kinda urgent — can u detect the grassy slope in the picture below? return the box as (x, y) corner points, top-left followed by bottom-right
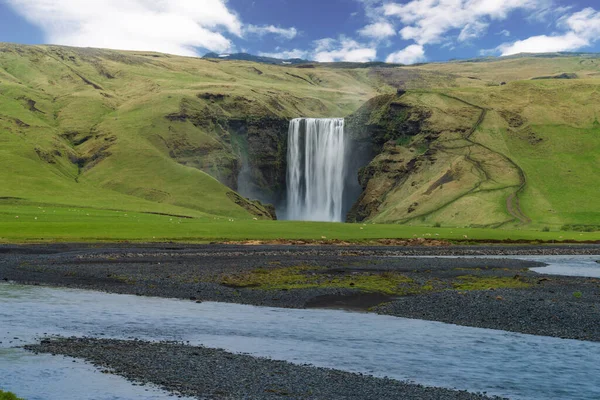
(360, 79), (600, 229)
(0, 44), (378, 220)
(1, 201), (598, 243)
(1, 43), (599, 240)
(413, 54), (600, 83)
(442, 80), (600, 227)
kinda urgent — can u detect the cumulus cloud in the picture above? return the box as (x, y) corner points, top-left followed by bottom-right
(386, 44), (426, 64)
(499, 7), (600, 55)
(313, 37), (376, 62)
(246, 25), (298, 40)
(358, 22), (396, 39)
(5, 0), (242, 56)
(267, 37), (377, 63)
(258, 49), (309, 60)
(384, 0), (544, 46)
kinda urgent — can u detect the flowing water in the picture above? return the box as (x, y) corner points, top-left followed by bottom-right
(2, 281), (600, 400)
(286, 118), (346, 222)
(404, 255), (600, 278)
(524, 255), (600, 278)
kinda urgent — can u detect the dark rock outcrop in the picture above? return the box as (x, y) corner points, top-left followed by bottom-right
(226, 192), (277, 220)
(228, 117), (289, 206)
(345, 94), (430, 222)
(531, 72), (578, 80)
(160, 97), (288, 219)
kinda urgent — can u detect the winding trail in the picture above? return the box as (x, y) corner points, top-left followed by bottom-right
(401, 93), (530, 225)
(439, 94), (531, 224)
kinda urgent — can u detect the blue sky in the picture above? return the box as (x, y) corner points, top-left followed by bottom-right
(1, 0), (600, 64)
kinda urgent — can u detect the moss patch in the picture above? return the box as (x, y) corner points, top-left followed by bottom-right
(453, 275), (532, 291)
(220, 266), (419, 296)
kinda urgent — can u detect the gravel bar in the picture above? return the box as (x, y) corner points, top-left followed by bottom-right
(25, 338), (505, 400)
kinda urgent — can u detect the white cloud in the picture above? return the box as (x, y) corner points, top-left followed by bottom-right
(5, 0), (242, 56)
(499, 7), (600, 55)
(246, 25), (298, 40)
(526, 4), (572, 23)
(498, 33), (588, 55)
(314, 38), (338, 53)
(384, 0), (544, 45)
(313, 37), (376, 62)
(358, 22), (396, 39)
(269, 37), (377, 63)
(386, 44), (426, 64)
(258, 49), (309, 60)
(458, 21), (489, 42)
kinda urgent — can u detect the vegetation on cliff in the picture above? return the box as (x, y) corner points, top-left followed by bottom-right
(347, 81), (600, 229)
(0, 43), (377, 221)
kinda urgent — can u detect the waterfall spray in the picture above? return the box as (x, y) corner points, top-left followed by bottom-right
(286, 118), (346, 222)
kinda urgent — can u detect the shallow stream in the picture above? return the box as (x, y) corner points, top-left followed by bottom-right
(397, 255), (600, 278)
(2, 276), (600, 400)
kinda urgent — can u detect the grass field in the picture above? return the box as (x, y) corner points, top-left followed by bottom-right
(1, 202), (598, 243)
(446, 80), (600, 227)
(1, 44), (599, 238)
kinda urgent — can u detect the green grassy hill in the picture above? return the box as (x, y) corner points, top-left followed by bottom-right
(0, 43), (378, 220)
(348, 80), (600, 229)
(0, 43), (598, 241)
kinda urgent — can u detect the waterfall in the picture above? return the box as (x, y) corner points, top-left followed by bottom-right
(286, 118), (347, 222)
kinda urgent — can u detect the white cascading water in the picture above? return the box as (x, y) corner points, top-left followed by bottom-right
(286, 118), (346, 222)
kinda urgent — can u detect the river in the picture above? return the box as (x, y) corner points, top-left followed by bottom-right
(2, 275), (599, 400)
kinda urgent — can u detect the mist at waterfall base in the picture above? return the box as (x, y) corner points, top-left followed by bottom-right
(281, 118), (363, 222)
(234, 117), (368, 222)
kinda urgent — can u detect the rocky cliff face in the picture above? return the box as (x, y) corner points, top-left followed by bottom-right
(344, 90), (524, 228)
(160, 94), (291, 218)
(345, 94), (433, 222)
(228, 117), (288, 206)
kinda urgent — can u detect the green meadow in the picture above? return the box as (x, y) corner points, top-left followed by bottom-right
(1, 201), (597, 243)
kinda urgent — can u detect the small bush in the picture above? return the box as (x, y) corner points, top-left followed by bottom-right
(0, 390), (24, 400)
(561, 224), (600, 232)
(542, 226), (550, 232)
(434, 222), (442, 228)
(573, 291), (583, 299)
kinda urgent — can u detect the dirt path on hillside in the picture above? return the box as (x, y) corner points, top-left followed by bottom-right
(439, 94), (531, 224)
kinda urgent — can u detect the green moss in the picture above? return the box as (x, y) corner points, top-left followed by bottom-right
(0, 390), (24, 400)
(453, 275), (532, 291)
(415, 142), (429, 155)
(220, 266), (418, 296)
(395, 136), (412, 146)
